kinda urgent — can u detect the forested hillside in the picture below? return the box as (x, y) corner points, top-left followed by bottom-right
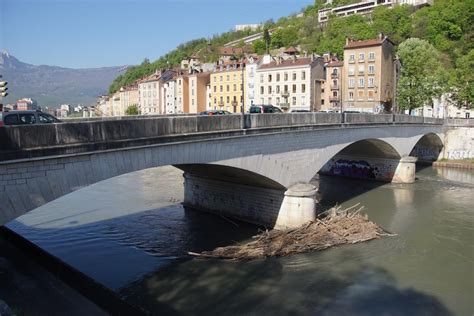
(109, 0), (473, 106)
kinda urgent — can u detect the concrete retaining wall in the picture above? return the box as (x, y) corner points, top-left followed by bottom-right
(442, 127), (474, 160)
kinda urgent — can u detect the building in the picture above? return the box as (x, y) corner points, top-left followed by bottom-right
(342, 34), (396, 113)
(318, 0), (432, 24)
(210, 62), (246, 113)
(138, 72), (161, 115)
(163, 79), (177, 114)
(119, 85), (139, 114)
(255, 54), (325, 112)
(188, 72), (210, 113)
(15, 98), (38, 111)
(245, 56), (258, 108)
(235, 24), (261, 31)
(322, 60), (344, 112)
(176, 73), (189, 113)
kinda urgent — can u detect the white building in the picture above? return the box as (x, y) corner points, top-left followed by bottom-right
(245, 57), (258, 108)
(255, 55), (325, 112)
(235, 24), (261, 31)
(318, 0), (432, 24)
(163, 80), (177, 114)
(138, 73), (161, 115)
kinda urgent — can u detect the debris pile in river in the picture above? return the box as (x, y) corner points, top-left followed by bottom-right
(188, 205), (396, 260)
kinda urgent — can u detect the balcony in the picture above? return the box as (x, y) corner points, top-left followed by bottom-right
(331, 73), (339, 79)
(231, 101), (238, 107)
(330, 84), (340, 90)
(281, 92), (289, 98)
(218, 101), (224, 107)
(329, 96), (340, 102)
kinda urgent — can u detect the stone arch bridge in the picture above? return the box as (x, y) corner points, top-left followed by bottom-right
(0, 113), (448, 228)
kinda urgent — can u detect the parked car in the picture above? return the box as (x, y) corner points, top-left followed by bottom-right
(249, 105), (282, 114)
(199, 110), (232, 116)
(0, 110), (61, 127)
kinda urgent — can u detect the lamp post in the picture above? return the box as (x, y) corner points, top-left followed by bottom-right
(241, 58), (245, 129)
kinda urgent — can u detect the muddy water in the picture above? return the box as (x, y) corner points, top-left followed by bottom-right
(6, 166), (474, 315)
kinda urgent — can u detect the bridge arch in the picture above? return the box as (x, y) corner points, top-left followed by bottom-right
(409, 133), (444, 162)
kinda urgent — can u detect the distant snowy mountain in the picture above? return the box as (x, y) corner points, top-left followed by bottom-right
(0, 51), (127, 107)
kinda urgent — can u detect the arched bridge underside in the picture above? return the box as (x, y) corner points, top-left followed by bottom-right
(0, 124), (444, 228)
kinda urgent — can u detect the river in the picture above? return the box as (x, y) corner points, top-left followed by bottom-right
(4, 166), (474, 315)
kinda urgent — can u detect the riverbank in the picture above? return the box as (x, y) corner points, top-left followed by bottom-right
(433, 159), (474, 169)
(0, 232), (106, 316)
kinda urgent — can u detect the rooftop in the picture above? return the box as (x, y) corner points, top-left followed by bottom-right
(258, 57), (316, 70)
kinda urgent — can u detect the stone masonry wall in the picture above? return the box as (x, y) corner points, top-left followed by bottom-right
(442, 127), (474, 160)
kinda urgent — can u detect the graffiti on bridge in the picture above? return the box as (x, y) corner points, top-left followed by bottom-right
(321, 158), (396, 181)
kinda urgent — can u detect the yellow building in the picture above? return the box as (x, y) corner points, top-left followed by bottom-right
(210, 62), (246, 113)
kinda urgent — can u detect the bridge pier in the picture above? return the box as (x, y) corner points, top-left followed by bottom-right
(392, 156), (417, 184)
(183, 173), (317, 229)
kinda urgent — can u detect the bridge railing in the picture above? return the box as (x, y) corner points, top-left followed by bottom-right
(445, 118), (474, 126)
(0, 113), (446, 154)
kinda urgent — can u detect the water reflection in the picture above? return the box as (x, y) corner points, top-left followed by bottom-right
(6, 166), (474, 315)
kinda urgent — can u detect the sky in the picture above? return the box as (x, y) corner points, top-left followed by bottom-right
(0, 0), (314, 69)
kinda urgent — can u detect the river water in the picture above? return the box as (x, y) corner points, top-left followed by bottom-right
(6, 166), (474, 315)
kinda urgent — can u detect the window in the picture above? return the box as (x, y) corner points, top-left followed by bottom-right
(220, 76), (223, 82)
(39, 114), (56, 123)
(213, 77), (216, 83)
(268, 86), (272, 94)
(301, 96), (306, 105)
(268, 97), (272, 105)
(292, 72), (297, 80)
(368, 77), (375, 87)
(368, 52), (375, 61)
(233, 84), (237, 91)
(348, 78), (355, 88)
(260, 86), (264, 94)
(276, 73), (280, 81)
(368, 65), (375, 74)
(227, 96), (230, 103)
(276, 85), (280, 93)
(349, 54), (355, 63)
(302, 84), (306, 93)
(358, 90), (364, 100)
(358, 65), (365, 74)
(3, 114), (19, 125)
(284, 85), (288, 93)
(292, 84), (297, 93)
(220, 85), (223, 92)
(284, 73), (288, 81)
(358, 77), (364, 88)
(348, 91), (354, 101)
(191, 89), (194, 96)
(268, 74), (272, 82)
(214, 86), (217, 92)
(292, 97), (297, 105)
(359, 53), (365, 62)
(276, 97), (280, 105)
(214, 97), (217, 104)
(226, 75), (230, 81)
(226, 85), (230, 92)
(368, 90), (374, 100)
(348, 66), (355, 76)
(260, 74), (264, 83)
(302, 71), (306, 80)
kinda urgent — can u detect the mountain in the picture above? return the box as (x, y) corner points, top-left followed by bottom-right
(0, 51), (128, 108)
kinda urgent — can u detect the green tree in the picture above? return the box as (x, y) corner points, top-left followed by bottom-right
(125, 104), (139, 115)
(263, 25), (271, 54)
(252, 40), (267, 55)
(396, 38), (447, 113)
(448, 49), (474, 108)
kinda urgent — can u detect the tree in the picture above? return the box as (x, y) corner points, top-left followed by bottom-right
(252, 40), (266, 55)
(448, 49), (474, 108)
(125, 104), (139, 115)
(396, 38), (447, 113)
(263, 25), (271, 54)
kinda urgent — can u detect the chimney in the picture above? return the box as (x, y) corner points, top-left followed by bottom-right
(346, 38), (350, 46)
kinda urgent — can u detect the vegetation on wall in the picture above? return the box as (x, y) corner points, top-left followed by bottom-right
(125, 104), (139, 115)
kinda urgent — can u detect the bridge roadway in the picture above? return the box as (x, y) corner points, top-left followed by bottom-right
(0, 113), (447, 228)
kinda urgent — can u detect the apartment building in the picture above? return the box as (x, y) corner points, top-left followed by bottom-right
(163, 79), (177, 114)
(245, 57), (258, 108)
(188, 72), (210, 113)
(342, 34), (396, 113)
(119, 84), (139, 113)
(176, 74), (189, 113)
(318, 0), (432, 24)
(15, 98), (38, 110)
(138, 72), (161, 114)
(322, 60), (344, 112)
(255, 55), (324, 112)
(210, 62), (245, 113)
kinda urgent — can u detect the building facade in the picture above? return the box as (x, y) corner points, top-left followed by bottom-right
(138, 73), (161, 115)
(342, 34), (396, 113)
(245, 57), (258, 109)
(176, 74), (189, 113)
(255, 55), (324, 112)
(188, 72), (210, 113)
(15, 98), (38, 111)
(163, 80), (177, 114)
(321, 60), (343, 112)
(120, 84), (139, 114)
(210, 63), (245, 113)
